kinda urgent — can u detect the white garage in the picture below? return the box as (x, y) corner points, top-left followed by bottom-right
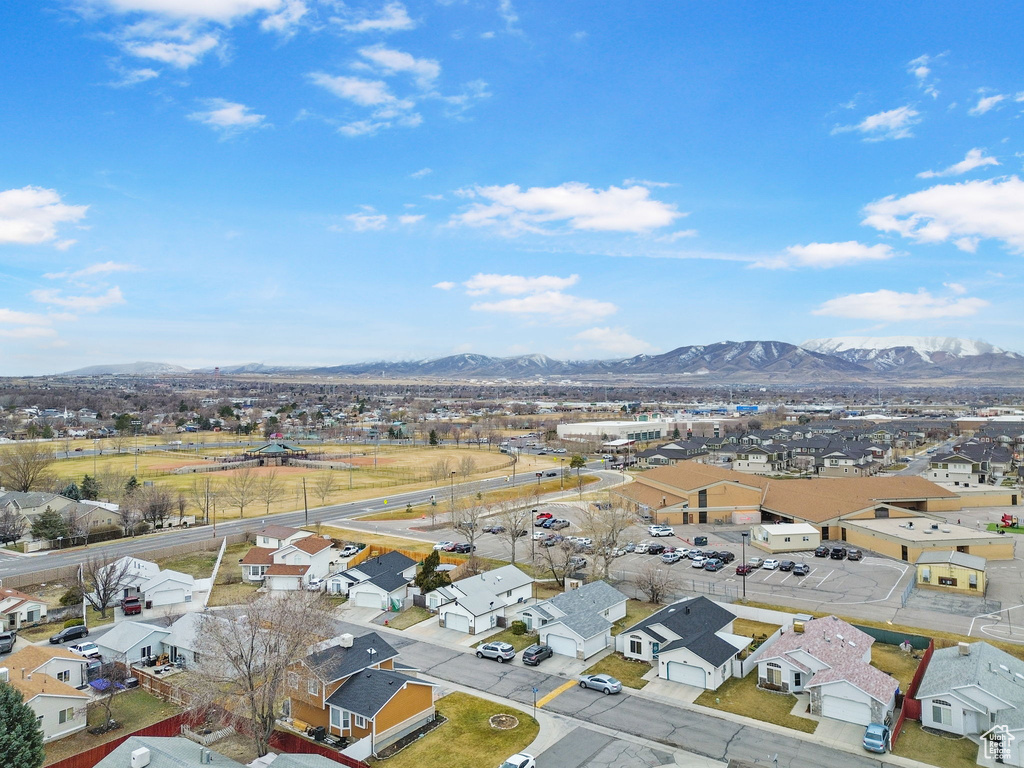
(351, 589), (385, 609)
(544, 633), (578, 659)
(822, 696), (872, 726)
(443, 611), (470, 633)
(666, 661), (707, 688)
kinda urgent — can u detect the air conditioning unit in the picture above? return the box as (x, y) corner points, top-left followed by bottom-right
(0, 667), (8, 683)
(130, 748), (151, 768)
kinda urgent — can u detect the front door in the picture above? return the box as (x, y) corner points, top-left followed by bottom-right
(699, 510), (708, 524)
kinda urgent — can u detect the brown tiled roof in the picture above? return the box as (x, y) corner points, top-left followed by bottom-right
(5, 645), (85, 671)
(9, 672), (89, 701)
(638, 462), (768, 492)
(241, 547), (275, 565)
(0, 587), (43, 604)
(265, 564), (309, 576)
(257, 525), (303, 540)
(761, 475), (956, 524)
(292, 536), (333, 555)
(615, 483), (686, 509)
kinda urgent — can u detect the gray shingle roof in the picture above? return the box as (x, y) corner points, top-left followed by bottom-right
(623, 596), (737, 666)
(305, 632), (398, 683)
(325, 668), (432, 718)
(96, 737), (244, 768)
(916, 550), (987, 571)
(918, 641), (1024, 727)
(554, 612), (612, 640)
(344, 551), (417, 582)
(545, 580), (626, 617)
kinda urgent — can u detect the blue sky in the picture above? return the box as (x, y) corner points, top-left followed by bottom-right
(2, 1), (1024, 374)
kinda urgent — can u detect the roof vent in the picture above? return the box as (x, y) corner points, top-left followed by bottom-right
(941, 527), (951, 533)
(338, 634), (354, 648)
(958, 642), (971, 656)
(130, 748), (151, 768)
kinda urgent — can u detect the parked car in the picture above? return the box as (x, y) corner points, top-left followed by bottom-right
(691, 556), (707, 568)
(499, 753), (536, 768)
(830, 546), (848, 560)
(716, 551), (736, 563)
(50, 624), (89, 644)
(306, 578), (325, 591)
(579, 674), (622, 695)
(735, 564), (755, 575)
(521, 645), (553, 666)
(0, 631), (15, 654)
(442, 542), (459, 552)
(532, 531), (546, 540)
(567, 556), (588, 570)
(623, 542), (637, 553)
(847, 548), (864, 561)
(486, 525), (506, 534)
(533, 518), (549, 527)
(635, 541), (652, 554)
(476, 642), (516, 663)
(453, 543), (475, 554)
(778, 560), (795, 572)
(69, 641), (101, 659)
(747, 557), (764, 568)
(648, 525), (675, 537)
(541, 534), (564, 547)
(814, 545), (831, 557)
(646, 543), (666, 555)
(686, 549), (705, 560)
(703, 558), (724, 572)
(762, 559), (780, 570)
(660, 550), (683, 564)
(339, 544), (361, 557)
(862, 723), (890, 754)
(121, 597), (142, 615)
(535, 511), (553, 520)
(792, 563), (811, 576)
(549, 519), (570, 530)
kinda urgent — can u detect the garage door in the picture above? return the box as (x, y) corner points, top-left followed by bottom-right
(151, 589), (185, 606)
(545, 633), (578, 658)
(353, 590), (383, 609)
(822, 696), (872, 726)
(444, 611), (470, 633)
(666, 661), (707, 688)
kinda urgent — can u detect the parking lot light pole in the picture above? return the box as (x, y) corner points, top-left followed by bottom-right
(741, 531), (748, 598)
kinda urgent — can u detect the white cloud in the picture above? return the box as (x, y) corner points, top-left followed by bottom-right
(309, 73), (398, 106)
(471, 291), (616, 324)
(656, 229), (698, 243)
(813, 288), (988, 321)
(188, 99), (267, 135)
(358, 45), (440, 87)
(108, 65), (160, 87)
(969, 93), (1007, 116)
(497, 0), (520, 33)
(573, 326), (653, 356)
(44, 261), (140, 280)
(397, 214), (424, 225)
(452, 182), (683, 234)
(260, 0), (307, 33)
(907, 53), (942, 98)
(463, 273), (579, 296)
(943, 282), (967, 294)
(0, 326), (58, 339)
(433, 281), (456, 290)
(623, 178), (674, 188)
(0, 186), (88, 246)
(832, 105), (921, 141)
(31, 286), (126, 312)
(93, 0), (286, 22)
(753, 241), (898, 270)
(0, 308), (56, 325)
(410, 167), (432, 178)
(346, 212), (388, 231)
(338, 120), (390, 137)
(123, 31), (220, 68)
(862, 176), (1024, 253)
(917, 148), (999, 178)
(341, 2), (415, 33)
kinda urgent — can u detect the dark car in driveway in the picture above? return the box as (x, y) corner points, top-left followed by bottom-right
(453, 543), (476, 553)
(646, 543), (666, 555)
(522, 644), (553, 666)
(716, 551), (736, 563)
(779, 560), (795, 572)
(814, 545), (831, 557)
(830, 546), (848, 560)
(50, 624), (89, 644)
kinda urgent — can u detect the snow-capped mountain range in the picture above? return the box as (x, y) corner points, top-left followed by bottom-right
(801, 336), (1008, 361)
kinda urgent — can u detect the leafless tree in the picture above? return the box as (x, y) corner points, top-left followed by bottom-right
(115, 502), (144, 537)
(0, 442), (55, 492)
(451, 427), (462, 446)
(538, 539), (574, 587)
(495, 498), (533, 565)
(95, 654), (130, 727)
(452, 501), (489, 572)
(458, 455), (477, 479)
(96, 468), (133, 504)
(140, 485), (173, 528)
(63, 505), (91, 546)
(176, 492), (188, 525)
(80, 554), (136, 618)
(311, 471), (338, 507)
(185, 592), (334, 757)
(427, 456), (454, 482)
(0, 504), (26, 545)
(577, 500), (636, 579)
(222, 466), (259, 518)
(109, 433), (129, 455)
(257, 470), (285, 513)
(187, 477), (212, 523)
(635, 559), (678, 604)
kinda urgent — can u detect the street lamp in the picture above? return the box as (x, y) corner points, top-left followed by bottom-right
(449, 471), (457, 516)
(560, 458), (565, 490)
(741, 531), (749, 599)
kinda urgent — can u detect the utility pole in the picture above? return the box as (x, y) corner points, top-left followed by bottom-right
(741, 531), (748, 599)
(303, 477), (309, 526)
(131, 419), (142, 476)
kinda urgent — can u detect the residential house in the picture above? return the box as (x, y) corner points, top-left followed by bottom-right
(756, 616), (898, 726)
(327, 551), (418, 608)
(616, 596), (748, 690)
(265, 536), (337, 591)
(732, 444), (790, 475)
(255, 525), (313, 550)
(0, 586), (47, 629)
(518, 580), (627, 660)
(101, 556), (195, 607)
(94, 621), (170, 664)
(916, 641), (1024, 767)
(1, 664), (90, 742)
(4, 645), (91, 690)
(162, 612), (204, 667)
(436, 565), (534, 634)
(286, 632), (436, 756)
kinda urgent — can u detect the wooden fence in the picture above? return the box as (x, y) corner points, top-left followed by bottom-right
(46, 712), (197, 768)
(269, 731), (370, 768)
(346, 545), (462, 569)
(890, 638), (934, 747)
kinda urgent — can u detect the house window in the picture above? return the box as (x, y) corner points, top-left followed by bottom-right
(932, 700), (953, 726)
(56, 670), (70, 683)
(506, 590), (512, 597)
(938, 577), (957, 587)
(353, 714), (367, 729)
(330, 708), (341, 730)
(343, 711), (351, 731)
(629, 637), (642, 655)
(288, 672), (299, 689)
(784, 537), (791, 542)
(140, 645), (152, 659)
(793, 672), (802, 688)
(698, 490), (707, 508)
(766, 662), (782, 686)
(58, 707), (75, 724)
(193, 652), (200, 663)
(651, 642), (660, 659)
(307, 679), (319, 696)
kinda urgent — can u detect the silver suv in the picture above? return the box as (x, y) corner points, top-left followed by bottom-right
(0, 631), (15, 654)
(476, 641), (516, 663)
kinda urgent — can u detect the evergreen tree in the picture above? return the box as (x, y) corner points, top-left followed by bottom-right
(81, 474), (100, 501)
(428, 429), (439, 446)
(114, 413), (133, 433)
(124, 476), (139, 497)
(60, 482), (82, 501)
(414, 550), (451, 593)
(40, 424), (54, 439)
(672, 427), (681, 439)
(0, 682), (44, 768)
(30, 506), (68, 541)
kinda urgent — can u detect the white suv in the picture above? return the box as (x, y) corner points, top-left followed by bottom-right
(648, 525), (675, 537)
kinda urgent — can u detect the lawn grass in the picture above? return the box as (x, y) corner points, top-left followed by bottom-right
(611, 599), (660, 636)
(732, 618), (781, 640)
(987, 523), (1024, 534)
(582, 652), (650, 689)
(472, 628), (538, 652)
(317, 526), (438, 556)
(386, 606), (433, 630)
(892, 721), (979, 768)
(369, 692), (537, 768)
(156, 550), (218, 578)
(695, 674), (817, 734)
(18, 606), (115, 642)
(43, 690), (180, 766)
(870, 643), (920, 690)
